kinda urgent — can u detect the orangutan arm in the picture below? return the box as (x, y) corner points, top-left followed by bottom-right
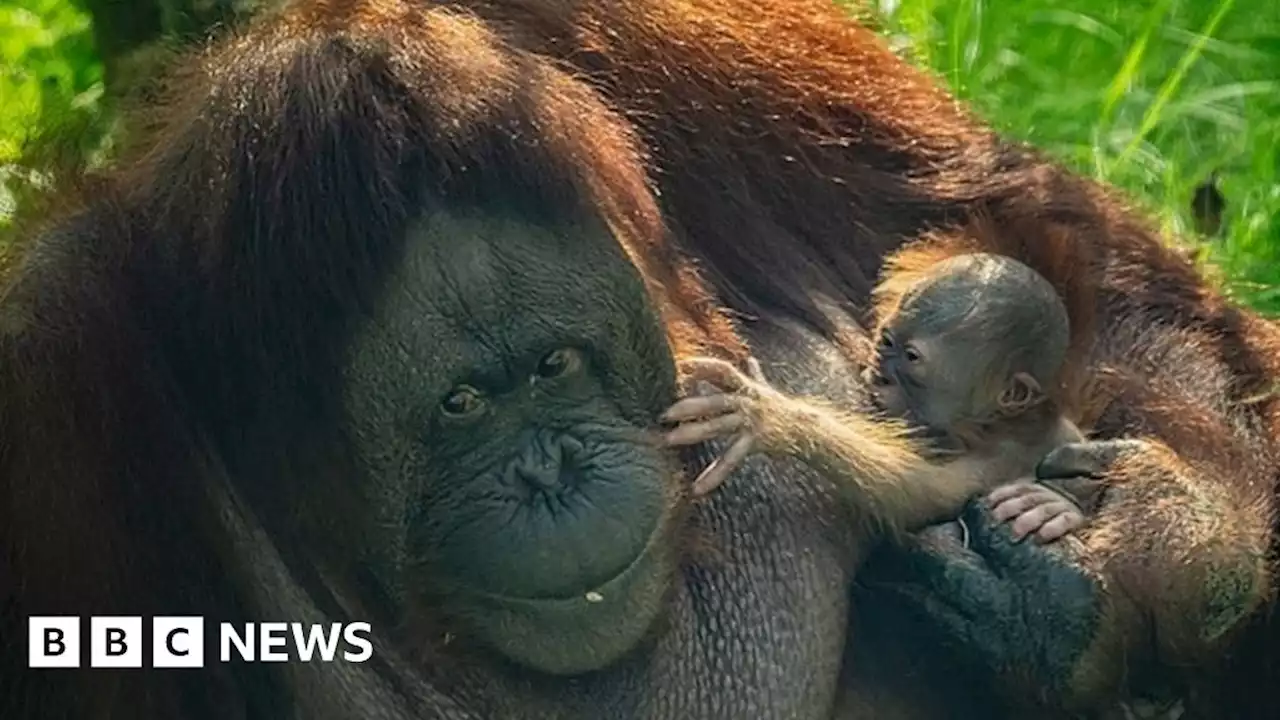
(1032, 438), (1273, 706)
(663, 356), (991, 537)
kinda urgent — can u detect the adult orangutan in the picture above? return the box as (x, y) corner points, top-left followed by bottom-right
(1, 1), (1276, 720)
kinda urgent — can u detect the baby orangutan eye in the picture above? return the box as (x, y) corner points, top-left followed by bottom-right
(441, 385), (486, 418)
(879, 331), (895, 349)
(903, 345), (922, 363)
(535, 347), (584, 379)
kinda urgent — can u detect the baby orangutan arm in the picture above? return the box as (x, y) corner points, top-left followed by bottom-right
(663, 356), (990, 534)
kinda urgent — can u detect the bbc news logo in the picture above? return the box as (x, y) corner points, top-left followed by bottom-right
(28, 617), (373, 668)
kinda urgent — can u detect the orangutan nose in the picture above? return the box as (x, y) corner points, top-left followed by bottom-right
(506, 430), (588, 492)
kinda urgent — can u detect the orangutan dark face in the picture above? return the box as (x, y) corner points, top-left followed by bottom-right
(342, 206), (683, 674)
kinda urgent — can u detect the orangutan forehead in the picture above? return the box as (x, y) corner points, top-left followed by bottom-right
(892, 253), (1062, 338)
(406, 207), (640, 306)
(347, 205), (651, 384)
(891, 272), (986, 337)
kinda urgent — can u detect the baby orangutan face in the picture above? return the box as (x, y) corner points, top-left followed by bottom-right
(863, 254), (1066, 442)
(868, 327), (957, 429)
(867, 323), (1043, 433)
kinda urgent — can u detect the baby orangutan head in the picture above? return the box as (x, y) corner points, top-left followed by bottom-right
(865, 253), (1070, 443)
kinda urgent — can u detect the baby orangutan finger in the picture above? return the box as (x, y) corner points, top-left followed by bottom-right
(986, 481), (1039, 507)
(664, 413), (750, 447)
(1009, 500), (1076, 542)
(988, 482), (1051, 522)
(1032, 510), (1087, 544)
(691, 433), (756, 496)
(661, 394), (742, 423)
(679, 357), (751, 392)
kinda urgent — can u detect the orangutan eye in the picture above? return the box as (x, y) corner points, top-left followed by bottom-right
(535, 347), (584, 379)
(441, 385), (485, 417)
(903, 345), (922, 363)
(879, 331), (895, 349)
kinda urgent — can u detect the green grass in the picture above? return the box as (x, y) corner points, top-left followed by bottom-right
(865, 0), (1280, 313)
(3, 0), (1280, 313)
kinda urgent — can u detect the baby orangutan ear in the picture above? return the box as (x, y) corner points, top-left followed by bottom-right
(997, 372), (1045, 415)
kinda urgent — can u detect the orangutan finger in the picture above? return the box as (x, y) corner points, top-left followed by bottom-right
(691, 433), (756, 496)
(986, 481), (1038, 506)
(663, 413), (750, 446)
(1033, 511), (1087, 544)
(990, 488), (1048, 523)
(679, 357), (749, 391)
(1010, 501), (1075, 541)
(661, 394), (743, 423)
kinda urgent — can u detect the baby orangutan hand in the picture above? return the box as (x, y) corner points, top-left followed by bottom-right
(661, 356), (784, 497)
(986, 480), (1087, 544)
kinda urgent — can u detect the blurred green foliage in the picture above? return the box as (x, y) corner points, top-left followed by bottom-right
(0, 0), (108, 224)
(3, 0), (1280, 313)
(867, 0), (1280, 312)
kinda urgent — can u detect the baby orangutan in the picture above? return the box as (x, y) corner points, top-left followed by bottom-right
(664, 252), (1096, 545)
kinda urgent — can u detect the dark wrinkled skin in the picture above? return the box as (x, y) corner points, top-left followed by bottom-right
(342, 210), (684, 680)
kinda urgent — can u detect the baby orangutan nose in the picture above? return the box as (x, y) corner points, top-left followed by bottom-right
(505, 430), (588, 494)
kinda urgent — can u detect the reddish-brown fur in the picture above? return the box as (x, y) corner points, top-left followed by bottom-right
(5, 0), (1280, 716)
